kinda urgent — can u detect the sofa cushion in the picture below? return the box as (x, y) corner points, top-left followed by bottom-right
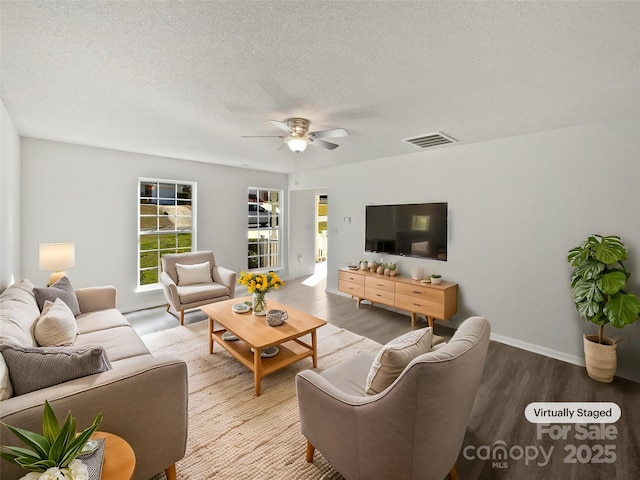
(33, 276), (81, 316)
(365, 327), (433, 394)
(177, 283), (230, 305)
(0, 344), (112, 396)
(175, 261), (213, 285)
(73, 326), (150, 362)
(34, 298), (78, 347)
(75, 308), (131, 335)
(0, 279), (40, 348)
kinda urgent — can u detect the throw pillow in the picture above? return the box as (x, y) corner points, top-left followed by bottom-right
(33, 276), (81, 316)
(0, 353), (13, 400)
(34, 298), (78, 347)
(0, 344), (112, 396)
(365, 327), (433, 394)
(175, 261), (213, 285)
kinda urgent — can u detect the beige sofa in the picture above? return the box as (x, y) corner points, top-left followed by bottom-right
(0, 279), (188, 480)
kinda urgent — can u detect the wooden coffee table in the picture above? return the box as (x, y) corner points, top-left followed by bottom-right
(201, 296), (326, 396)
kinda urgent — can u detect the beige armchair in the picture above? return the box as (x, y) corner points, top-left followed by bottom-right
(161, 251), (236, 325)
(296, 316), (491, 480)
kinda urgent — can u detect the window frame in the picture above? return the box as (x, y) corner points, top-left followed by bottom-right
(247, 187), (283, 272)
(137, 177), (197, 289)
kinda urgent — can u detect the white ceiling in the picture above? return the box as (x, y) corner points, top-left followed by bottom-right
(2, 1), (639, 174)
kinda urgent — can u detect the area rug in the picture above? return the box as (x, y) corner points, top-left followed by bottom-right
(141, 320), (381, 479)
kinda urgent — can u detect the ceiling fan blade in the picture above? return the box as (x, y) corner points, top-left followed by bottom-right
(269, 120), (293, 133)
(310, 128), (349, 139)
(240, 135), (285, 138)
(310, 138), (340, 150)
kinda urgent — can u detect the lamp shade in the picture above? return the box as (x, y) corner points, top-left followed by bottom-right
(286, 136), (309, 153)
(39, 242), (76, 271)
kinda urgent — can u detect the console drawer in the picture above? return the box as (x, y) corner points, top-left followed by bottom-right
(338, 270), (365, 285)
(365, 286), (395, 306)
(396, 283), (443, 302)
(339, 280), (365, 298)
(395, 293), (446, 319)
(365, 276), (395, 292)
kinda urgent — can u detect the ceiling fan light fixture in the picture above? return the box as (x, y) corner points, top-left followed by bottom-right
(286, 135), (309, 153)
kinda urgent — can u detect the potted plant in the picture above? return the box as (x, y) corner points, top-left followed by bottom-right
(1, 400), (102, 479)
(430, 274), (442, 285)
(388, 262), (398, 277)
(567, 234), (640, 382)
(360, 260), (368, 271)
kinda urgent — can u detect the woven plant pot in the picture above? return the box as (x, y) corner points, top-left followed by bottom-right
(583, 334), (617, 383)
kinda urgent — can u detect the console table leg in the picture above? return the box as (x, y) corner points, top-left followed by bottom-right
(427, 316), (434, 329)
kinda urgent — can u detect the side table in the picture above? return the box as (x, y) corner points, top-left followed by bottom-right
(91, 432), (136, 480)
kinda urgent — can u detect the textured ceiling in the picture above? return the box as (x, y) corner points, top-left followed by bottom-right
(1, 1), (639, 173)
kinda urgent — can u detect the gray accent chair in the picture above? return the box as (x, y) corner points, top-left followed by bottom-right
(161, 251), (236, 325)
(296, 316), (491, 480)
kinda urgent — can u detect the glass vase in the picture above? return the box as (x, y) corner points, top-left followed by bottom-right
(252, 292), (267, 316)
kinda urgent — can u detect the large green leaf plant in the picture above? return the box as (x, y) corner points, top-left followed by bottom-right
(568, 234), (640, 343)
(1, 401), (102, 477)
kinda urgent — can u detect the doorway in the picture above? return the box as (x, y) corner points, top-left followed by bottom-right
(315, 194), (328, 262)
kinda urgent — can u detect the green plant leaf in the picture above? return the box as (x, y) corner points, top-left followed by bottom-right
(0, 423), (50, 459)
(593, 235), (626, 264)
(60, 413), (102, 467)
(604, 292), (640, 328)
(567, 246), (585, 267)
(0, 446), (41, 467)
(573, 258), (605, 280)
(572, 278), (603, 304)
(597, 270), (627, 295)
(41, 401), (60, 445)
(49, 412), (76, 464)
(576, 298), (605, 322)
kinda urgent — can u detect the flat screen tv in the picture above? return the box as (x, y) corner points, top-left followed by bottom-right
(365, 202), (448, 260)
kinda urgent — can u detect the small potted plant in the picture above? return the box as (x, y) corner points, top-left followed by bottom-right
(0, 400), (102, 480)
(389, 262), (398, 277)
(360, 259), (368, 270)
(567, 234), (640, 382)
(430, 274), (442, 285)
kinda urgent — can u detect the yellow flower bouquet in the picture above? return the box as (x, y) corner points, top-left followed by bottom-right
(238, 271), (285, 315)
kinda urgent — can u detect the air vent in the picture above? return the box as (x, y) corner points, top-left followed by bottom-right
(404, 132), (457, 149)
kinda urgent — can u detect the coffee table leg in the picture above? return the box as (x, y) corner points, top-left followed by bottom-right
(311, 330), (318, 368)
(208, 317), (214, 354)
(254, 350), (262, 396)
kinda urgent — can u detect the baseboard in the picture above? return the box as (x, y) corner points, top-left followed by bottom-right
(328, 287), (639, 383)
(490, 333), (640, 384)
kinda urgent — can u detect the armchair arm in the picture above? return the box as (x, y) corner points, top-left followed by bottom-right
(0, 355), (188, 480)
(75, 286), (116, 313)
(161, 271), (181, 309)
(213, 265), (237, 297)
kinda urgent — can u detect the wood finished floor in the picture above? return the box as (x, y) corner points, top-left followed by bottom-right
(126, 267), (640, 480)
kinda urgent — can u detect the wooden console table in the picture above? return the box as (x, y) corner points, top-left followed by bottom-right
(338, 268), (458, 328)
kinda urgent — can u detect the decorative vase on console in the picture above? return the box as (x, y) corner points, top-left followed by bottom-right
(238, 270), (286, 317)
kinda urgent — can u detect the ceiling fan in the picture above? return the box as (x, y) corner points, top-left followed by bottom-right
(242, 118), (349, 153)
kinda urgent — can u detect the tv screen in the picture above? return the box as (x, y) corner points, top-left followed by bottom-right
(365, 203), (448, 260)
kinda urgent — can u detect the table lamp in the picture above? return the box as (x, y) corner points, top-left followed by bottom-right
(39, 242), (75, 285)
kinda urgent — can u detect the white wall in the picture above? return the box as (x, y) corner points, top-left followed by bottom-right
(20, 138), (288, 311)
(291, 117), (640, 382)
(0, 101), (21, 290)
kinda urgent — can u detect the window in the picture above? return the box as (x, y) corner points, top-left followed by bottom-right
(247, 188), (281, 270)
(138, 179), (196, 287)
